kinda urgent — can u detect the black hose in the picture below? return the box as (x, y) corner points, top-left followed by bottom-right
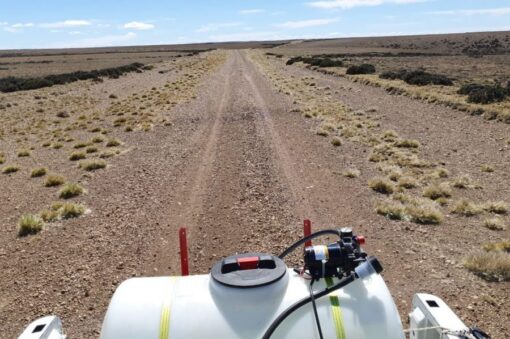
(262, 273), (356, 339)
(278, 229), (341, 259)
(309, 280), (324, 339)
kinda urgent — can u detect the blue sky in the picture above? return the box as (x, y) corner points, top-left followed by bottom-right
(1, 0), (510, 49)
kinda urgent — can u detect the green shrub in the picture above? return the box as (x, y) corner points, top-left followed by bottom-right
(346, 64), (376, 75)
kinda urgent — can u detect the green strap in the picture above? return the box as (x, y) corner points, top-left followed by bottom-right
(325, 278), (347, 339)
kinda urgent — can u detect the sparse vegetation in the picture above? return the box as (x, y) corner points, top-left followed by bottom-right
(459, 83), (508, 104)
(44, 175), (65, 187)
(0, 63), (146, 93)
(18, 214), (43, 237)
(30, 167), (47, 178)
(369, 177), (395, 194)
(17, 150), (31, 157)
(380, 69), (453, 86)
(40, 209), (59, 222)
(106, 138), (122, 147)
(58, 183), (84, 199)
(286, 56), (343, 68)
(450, 199), (483, 216)
(346, 64), (376, 75)
(79, 159), (107, 171)
(483, 201), (508, 215)
(331, 137), (342, 146)
(343, 168), (360, 178)
(59, 203), (86, 219)
(69, 152), (86, 161)
(2, 165), (19, 174)
(484, 217), (506, 231)
(480, 164), (494, 173)
(423, 183), (452, 200)
(465, 241), (510, 281)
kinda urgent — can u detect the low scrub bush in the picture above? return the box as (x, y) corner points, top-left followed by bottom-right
(60, 203), (86, 219)
(18, 214), (43, 237)
(346, 64), (376, 75)
(59, 183), (84, 199)
(343, 168), (360, 178)
(286, 56), (343, 68)
(458, 83), (507, 104)
(106, 138), (122, 147)
(69, 152), (86, 161)
(2, 165), (19, 174)
(450, 199), (483, 216)
(44, 175), (65, 187)
(30, 167), (47, 178)
(484, 217), (506, 231)
(79, 159), (107, 171)
(423, 183), (452, 200)
(380, 69), (453, 86)
(465, 241), (510, 281)
(0, 63), (145, 93)
(368, 177), (395, 194)
(17, 150), (31, 157)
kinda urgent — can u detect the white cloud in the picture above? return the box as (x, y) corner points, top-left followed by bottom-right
(3, 22), (33, 32)
(123, 21), (155, 30)
(52, 32), (137, 48)
(240, 9), (265, 15)
(196, 22), (241, 33)
(307, 0), (426, 9)
(0, 22), (8, 26)
(276, 18), (339, 29)
(429, 7), (510, 16)
(11, 23), (34, 28)
(40, 20), (91, 28)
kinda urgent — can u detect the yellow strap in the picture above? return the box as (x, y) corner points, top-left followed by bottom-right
(325, 278), (346, 339)
(159, 277), (177, 339)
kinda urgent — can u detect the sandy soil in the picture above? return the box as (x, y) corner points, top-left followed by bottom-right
(1, 50), (509, 338)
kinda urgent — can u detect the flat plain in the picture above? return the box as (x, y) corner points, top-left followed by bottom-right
(0, 32), (509, 338)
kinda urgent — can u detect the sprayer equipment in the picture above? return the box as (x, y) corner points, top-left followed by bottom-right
(18, 222), (491, 339)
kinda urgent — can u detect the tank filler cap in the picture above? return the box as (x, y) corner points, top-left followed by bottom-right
(211, 253), (287, 288)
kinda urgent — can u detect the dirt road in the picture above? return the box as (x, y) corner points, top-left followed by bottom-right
(1, 50), (508, 338)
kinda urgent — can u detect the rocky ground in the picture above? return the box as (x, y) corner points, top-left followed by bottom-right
(0, 50), (508, 338)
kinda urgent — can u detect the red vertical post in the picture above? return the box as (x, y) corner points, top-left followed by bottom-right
(179, 227), (189, 276)
(304, 219), (312, 247)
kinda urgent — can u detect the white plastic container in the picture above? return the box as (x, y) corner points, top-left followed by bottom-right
(100, 269), (405, 339)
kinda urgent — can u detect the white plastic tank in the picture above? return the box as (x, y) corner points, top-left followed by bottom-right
(100, 254), (404, 339)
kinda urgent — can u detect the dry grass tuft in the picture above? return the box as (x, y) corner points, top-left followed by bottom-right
(73, 142), (89, 149)
(465, 241), (510, 281)
(106, 138), (122, 147)
(2, 165), (20, 174)
(343, 168), (360, 178)
(99, 150), (116, 159)
(18, 214), (43, 237)
(316, 128), (329, 137)
(423, 183), (452, 200)
(86, 146), (98, 154)
(406, 204), (444, 224)
(452, 174), (477, 189)
(69, 152), (86, 161)
(44, 175), (65, 187)
(59, 203), (86, 219)
(483, 201), (508, 215)
(30, 167), (47, 178)
(17, 150), (31, 157)
(331, 137), (342, 146)
(395, 139), (420, 148)
(368, 177), (395, 194)
(450, 199), (483, 216)
(91, 136), (104, 144)
(40, 209), (59, 222)
(480, 164), (494, 173)
(59, 183), (84, 199)
(398, 176), (418, 189)
(79, 159), (107, 171)
(484, 217), (507, 231)
(376, 201), (407, 220)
